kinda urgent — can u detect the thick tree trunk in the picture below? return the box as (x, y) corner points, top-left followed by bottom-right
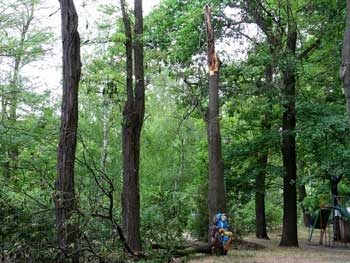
(341, 0), (350, 124)
(204, 6), (226, 232)
(279, 7), (298, 246)
(55, 0), (81, 261)
(120, 0), (144, 251)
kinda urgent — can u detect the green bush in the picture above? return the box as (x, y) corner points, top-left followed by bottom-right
(233, 199), (282, 235)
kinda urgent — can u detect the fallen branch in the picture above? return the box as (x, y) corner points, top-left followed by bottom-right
(151, 241), (212, 257)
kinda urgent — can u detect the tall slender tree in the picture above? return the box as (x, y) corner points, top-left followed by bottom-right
(244, 0), (281, 240)
(54, 0), (81, 260)
(204, 5), (226, 230)
(1, 0), (49, 178)
(255, 110), (270, 239)
(244, 0), (298, 245)
(120, 0), (144, 251)
(341, 0), (350, 125)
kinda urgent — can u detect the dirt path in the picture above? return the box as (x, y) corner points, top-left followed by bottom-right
(186, 228), (350, 263)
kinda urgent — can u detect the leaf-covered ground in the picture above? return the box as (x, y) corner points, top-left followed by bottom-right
(186, 227), (350, 263)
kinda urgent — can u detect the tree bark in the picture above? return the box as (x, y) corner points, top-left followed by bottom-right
(330, 175), (343, 240)
(298, 184), (311, 227)
(279, 3), (298, 247)
(204, 5), (226, 233)
(152, 241), (212, 256)
(120, 0), (144, 251)
(255, 61), (273, 240)
(255, 153), (269, 239)
(55, 0), (81, 261)
(341, 0), (350, 125)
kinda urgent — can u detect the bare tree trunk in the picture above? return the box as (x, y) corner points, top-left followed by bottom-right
(55, 0), (81, 261)
(204, 6), (226, 234)
(298, 184), (311, 227)
(120, 0), (144, 251)
(279, 2), (298, 247)
(330, 175), (343, 241)
(255, 153), (269, 239)
(255, 62), (273, 240)
(101, 104), (110, 172)
(341, 0), (350, 125)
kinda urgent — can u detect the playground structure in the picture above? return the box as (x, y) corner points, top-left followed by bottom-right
(308, 195), (350, 246)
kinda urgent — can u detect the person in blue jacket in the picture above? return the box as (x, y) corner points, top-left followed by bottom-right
(210, 213), (233, 255)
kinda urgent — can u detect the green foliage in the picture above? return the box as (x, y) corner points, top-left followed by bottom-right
(143, 189), (188, 240)
(145, 0), (231, 65)
(233, 198), (283, 235)
(2, 0), (350, 260)
(338, 182), (350, 196)
(0, 188), (57, 260)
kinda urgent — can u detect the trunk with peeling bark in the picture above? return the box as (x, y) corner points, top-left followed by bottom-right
(54, 0), (81, 261)
(204, 5), (226, 233)
(120, 0), (144, 251)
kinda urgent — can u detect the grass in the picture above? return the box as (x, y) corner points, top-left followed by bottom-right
(186, 227), (350, 263)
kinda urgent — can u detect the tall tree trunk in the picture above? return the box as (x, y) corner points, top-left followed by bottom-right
(55, 0), (81, 261)
(255, 153), (269, 239)
(101, 104), (111, 172)
(298, 184), (311, 227)
(255, 61), (273, 240)
(279, 3), (298, 247)
(298, 161), (311, 227)
(204, 6), (226, 234)
(120, 0), (144, 251)
(330, 175), (343, 240)
(7, 55), (21, 177)
(341, 0), (350, 124)
(255, 109), (270, 239)
(245, 2), (279, 240)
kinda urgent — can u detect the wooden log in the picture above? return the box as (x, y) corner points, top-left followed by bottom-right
(151, 241), (212, 257)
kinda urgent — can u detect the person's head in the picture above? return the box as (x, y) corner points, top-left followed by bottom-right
(221, 213), (227, 222)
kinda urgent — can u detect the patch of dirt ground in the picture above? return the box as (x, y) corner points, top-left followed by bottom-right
(186, 227), (350, 263)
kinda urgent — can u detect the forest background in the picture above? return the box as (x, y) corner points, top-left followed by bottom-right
(1, 0), (350, 262)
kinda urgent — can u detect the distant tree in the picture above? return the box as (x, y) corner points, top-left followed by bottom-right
(341, 0), (350, 125)
(255, 113), (270, 239)
(0, 0), (52, 178)
(54, 0), (81, 261)
(244, 0), (299, 246)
